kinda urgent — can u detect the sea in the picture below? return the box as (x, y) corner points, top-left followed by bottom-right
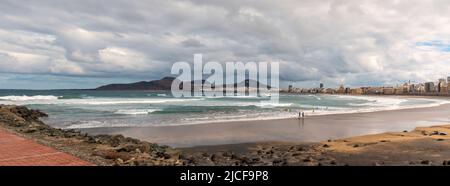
(0, 89), (448, 129)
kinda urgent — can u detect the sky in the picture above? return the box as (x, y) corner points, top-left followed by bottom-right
(0, 0), (450, 89)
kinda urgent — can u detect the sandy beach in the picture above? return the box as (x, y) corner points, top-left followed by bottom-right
(82, 101), (450, 147)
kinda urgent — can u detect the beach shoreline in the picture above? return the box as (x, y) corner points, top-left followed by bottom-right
(80, 101), (450, 147)
(1, 104), (450, 166)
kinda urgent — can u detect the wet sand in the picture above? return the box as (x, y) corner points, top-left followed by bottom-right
(81, 103), (450, 148)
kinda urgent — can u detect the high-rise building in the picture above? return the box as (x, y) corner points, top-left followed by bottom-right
(319, 83), (324, 89)
(402, 82), (410, 94)
(446, 76), (450, 93)
(424, 82), (434, 93)
(438, 78), (447, 93)
(337, 84), (345, 94)
(409, 84), (416, 93)
(383, 87), (394, 95)
(288, 85), (293, 92)
(345, 87), (351, 94)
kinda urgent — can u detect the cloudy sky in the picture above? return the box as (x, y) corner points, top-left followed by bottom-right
(1, 0), (450, 89)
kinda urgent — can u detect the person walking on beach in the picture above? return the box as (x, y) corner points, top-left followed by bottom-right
(298, 111), (305, 119)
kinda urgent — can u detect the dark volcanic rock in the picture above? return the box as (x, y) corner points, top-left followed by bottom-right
(0, 104), (182, 166)
(420, 160), (432, 165)
(9, 106), (48, 121)
(443, 160), (450, 166)
(95, 150), (133, 161)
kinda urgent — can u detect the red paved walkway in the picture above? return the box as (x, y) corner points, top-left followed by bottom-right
(0, 128), (94, 166)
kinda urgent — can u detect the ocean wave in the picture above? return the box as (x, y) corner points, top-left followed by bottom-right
(114, 109), (161, 115)
(16, 98), (203, 105)
(65, 121), (131, 129)
(61, 99), (450, 129)
(204, 95), (262, 99)
(332, 95), (407, 107)
(68, 98), (204, 105)
(255, 102), (292, 108)
(307, 99), (450, 116)
(0, 95), (61, 101)
(295, 104), (343, 110)
(79, 94), (96, 99)
(0, 96), (205, 107)
(308, 95), (322, 100)
(334, 95), (406, 102)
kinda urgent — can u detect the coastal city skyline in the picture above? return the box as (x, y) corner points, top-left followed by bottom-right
(287, 75), (450, 95)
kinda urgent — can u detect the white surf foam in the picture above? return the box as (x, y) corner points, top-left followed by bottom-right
(65, 121), (132, 129)
(7, 97), (202, 105)
(0, 95), (61, 101)
(255, 102), (293, 108)
(114, 109), (161, 115)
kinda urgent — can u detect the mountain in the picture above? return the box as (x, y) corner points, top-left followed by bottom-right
(95, 77), (175, 90)
(95, 76), (270, 91)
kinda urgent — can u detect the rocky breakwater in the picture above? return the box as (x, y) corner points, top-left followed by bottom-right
(0, 105), (183, 166)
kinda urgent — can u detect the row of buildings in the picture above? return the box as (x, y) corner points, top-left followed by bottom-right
(285, 76), (450, 96)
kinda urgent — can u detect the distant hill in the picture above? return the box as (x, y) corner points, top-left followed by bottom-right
(95, 77), (175, 90)
(95, 77), (269, 91)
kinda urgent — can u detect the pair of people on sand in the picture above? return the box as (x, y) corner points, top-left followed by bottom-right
(298, 111), (305, 119)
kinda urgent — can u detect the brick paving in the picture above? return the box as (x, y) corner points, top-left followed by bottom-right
(0, 128), (94, 166)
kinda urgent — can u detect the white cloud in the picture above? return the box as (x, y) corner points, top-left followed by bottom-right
(49, 60), (85, 75)
(0, 0), (449, 88)
(99, 47), (148, 71)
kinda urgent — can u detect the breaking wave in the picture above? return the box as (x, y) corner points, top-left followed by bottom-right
(114, 109), (161, 115)
(0, 95), (61, 101)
